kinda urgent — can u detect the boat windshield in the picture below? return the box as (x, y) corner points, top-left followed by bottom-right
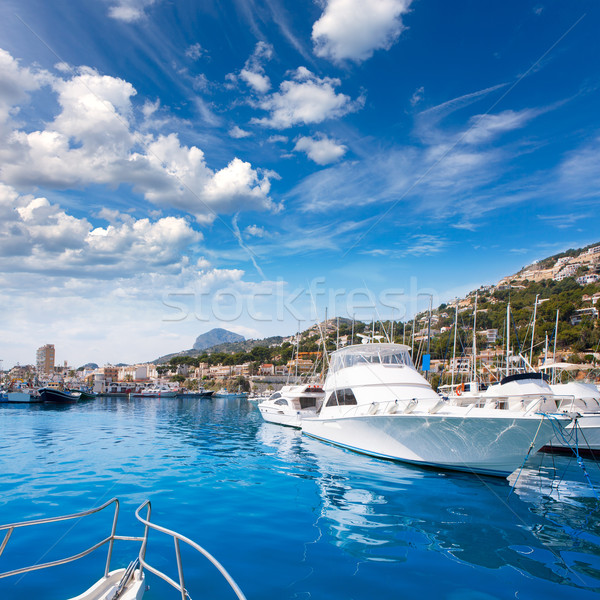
(328, 345), (414, 374)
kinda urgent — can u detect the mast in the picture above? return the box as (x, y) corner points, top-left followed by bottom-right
(411, 318), (415, 358)
(544, 332), (548, 368)
(529, 294), (539, 368)
(451, 300), (458, 389)
(336, 316), (339, 350)
(351, 314), (354, 346)
(506, 302), (511, 378)
(552, 309), (559, 384)
(472, 292), (478, 382)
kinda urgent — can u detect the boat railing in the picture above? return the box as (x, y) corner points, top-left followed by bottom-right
(135, 500), (247, 600)
(0, 497), (143, 580)
(340, 398), (419, 418)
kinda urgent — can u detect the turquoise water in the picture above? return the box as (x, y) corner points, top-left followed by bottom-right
(1, 397), (599, 599)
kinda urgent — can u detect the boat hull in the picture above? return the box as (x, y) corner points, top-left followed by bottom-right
(302, 412), (561, 477)
(6, 391), (41, 403)
(541, 413), (600, 454)
(40, 388), (82, 403)
(258, 406), (303, 428)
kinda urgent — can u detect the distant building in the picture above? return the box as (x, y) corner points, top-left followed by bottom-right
(576, 273), (600, 285)
(36, 344), (55, 375)
(570, 307), (599, 326)
(479, 329), (498, 345)
(588, 246), (600, 255)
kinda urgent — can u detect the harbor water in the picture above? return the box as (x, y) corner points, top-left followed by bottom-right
(1, 397), (599, 599)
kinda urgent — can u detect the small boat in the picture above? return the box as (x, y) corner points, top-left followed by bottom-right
(130, 385), (178, 397)
(0, 497), (247, 600)
(39, 388), (82, 403)
(258, 384), (325, 428)
(214, 388), (248, 399)
(301, 343), (569, 478)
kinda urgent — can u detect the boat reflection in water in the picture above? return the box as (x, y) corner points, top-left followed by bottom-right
(260, 423), (600, 595)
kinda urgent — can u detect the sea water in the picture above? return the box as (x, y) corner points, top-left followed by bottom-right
(0, 397), (599, 600)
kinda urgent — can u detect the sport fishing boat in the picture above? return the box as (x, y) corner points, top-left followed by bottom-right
(301, 343), (569, 478)
(258, 384), (325, 428)
(0, 497), (246, 600)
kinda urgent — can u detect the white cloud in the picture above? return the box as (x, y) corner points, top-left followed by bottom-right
(294, 134), (347, 165)
(236, 42), (273, 94)
(253, 67), (362, 129)
(267, 135), (288, 143)
(312, 0), (412, 63)
(245, 224), (266, 238)
(229, 125), (252, 139)
(462, 109), (539, 145)
(0, 185), (201, 276)
(185, 43), (204, 60)
(0, 50), (276, 222)
(410, 85), (424, 107)
(0, 48), (50, 125)
(108, 0), (157, 22)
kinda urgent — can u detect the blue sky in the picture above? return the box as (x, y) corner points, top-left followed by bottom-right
(1, 0), (599, 367)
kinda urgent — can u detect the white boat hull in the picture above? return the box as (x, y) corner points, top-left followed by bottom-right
(302, 412), (561, 477)
(69, 569), (145, 600)
(259, 405), (317, 428)
(543, 413), (600, 452)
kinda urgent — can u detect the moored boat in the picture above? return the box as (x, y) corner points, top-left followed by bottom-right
(258, 384), (325, 428)
(39, 387), (82, 403)
(301, 343), (569, 478)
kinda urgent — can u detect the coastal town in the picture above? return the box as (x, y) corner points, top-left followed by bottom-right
(4, 243), (599, 397)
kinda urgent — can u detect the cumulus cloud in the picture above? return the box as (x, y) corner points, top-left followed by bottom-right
(294, 134), (347, 165)
(237, 41), (273, 94)
(0, 185), (201, 276)
(253, 67), (362, 129)
(108, 0), (158, 22)
(312, 0), (412, 63)
(0, 48), (50, 125)
(0, 50), (276, 222)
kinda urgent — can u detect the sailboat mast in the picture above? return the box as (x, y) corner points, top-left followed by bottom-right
(472, 292), (478, 382)
(506, 302), (511, 378)
(552, 309), (559, 384)
(451, 300), (458, 389)
(529, 294), (539, 368)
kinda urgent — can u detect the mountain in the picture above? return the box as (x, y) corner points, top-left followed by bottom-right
(193, 328), (245, 351)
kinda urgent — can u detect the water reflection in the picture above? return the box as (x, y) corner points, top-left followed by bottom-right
(264, 425), (600, 593)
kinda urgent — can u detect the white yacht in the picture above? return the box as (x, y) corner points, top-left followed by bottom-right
(301, 343), (568, 478)
(258, 384), (325, 428)
(548, 381), (600, 453)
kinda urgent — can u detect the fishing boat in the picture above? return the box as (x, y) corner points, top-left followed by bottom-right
(258, 384), (325, 428)
(301, 343), (569, 478)
(39, 387), (83, 403)
(0, 497), (246, 600)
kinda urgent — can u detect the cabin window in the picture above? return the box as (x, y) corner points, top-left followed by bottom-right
(326, 388), (357, 406)
(274, 399), (289, 406)
(299, 397), (317, 409)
